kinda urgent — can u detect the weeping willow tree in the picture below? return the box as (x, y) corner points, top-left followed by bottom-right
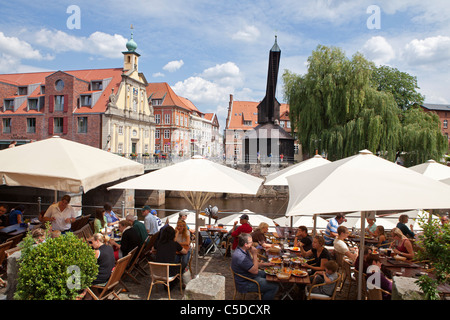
(400, 106), (448, 166)
(283, 45), (447, 165)
(283, 45), (401, 161)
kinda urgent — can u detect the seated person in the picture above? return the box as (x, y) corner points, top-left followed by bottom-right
(110, 220), (141, 259)
(334, 226), (358, 262)
(89, 233), (116, 284)
(365, 218), (377, 237)
(374, 225), (389, 248)
(354, 246), (372, 273)
(155, 225), (187, 276)
(308, 260), (339, 297)
(396, 214), (415, 238)
(251, 222), (273, 250)
(103, 203), (120, 227)
(174, 219), (191, 272)
(366, 253), (392, 300)
(9, 205), (25, 225)
(93, 208), (108, 234)
(231, 233), (278, 300)
(299, 235), (331, 273)
(294, 225), (313, 252)
(390, 227), (414, 260)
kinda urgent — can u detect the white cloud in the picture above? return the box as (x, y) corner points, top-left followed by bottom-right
(32, 29), (127, 59)
(0, 31), (53, 61)
(152, 72), (165, 78)
(361, 36), (396, 65)
(162, 60), (184, 72)
(200, 62), (243, 86)
(0, 31), (53, 73)
(403, 35), (450, 65)
(232, 25), (260, 42)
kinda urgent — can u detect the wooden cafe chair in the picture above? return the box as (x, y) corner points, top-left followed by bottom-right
(305, 272), (342, 300)
(85, 253), (132, 300)
(0, 240), (13, 287)
(366, 286), (392, 300)
(230, 267), (262, 300)
(147, 261), (183, 300)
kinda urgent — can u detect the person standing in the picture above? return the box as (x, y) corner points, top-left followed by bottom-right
(142, 205), (158, 236)
(231, 213), (253, 251)
(324, 213), (347, 245)
(42, 195), (78, 234)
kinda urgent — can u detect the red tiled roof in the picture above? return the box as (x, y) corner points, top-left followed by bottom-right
(227, 100), (289, 130)
(0, 68), (123, 115)
(146, 82), (202, 114)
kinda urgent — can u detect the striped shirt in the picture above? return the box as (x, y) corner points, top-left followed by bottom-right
(324, 218), (339, 245)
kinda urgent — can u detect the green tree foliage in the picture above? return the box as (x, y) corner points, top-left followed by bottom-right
(283, 45), (401, 161)
(415, 217), (450, 299)
(400, 107), (448, 166)
(371, 65), (425, 111)
(15, 231), (98, 300)
(283, 45), (447, 164)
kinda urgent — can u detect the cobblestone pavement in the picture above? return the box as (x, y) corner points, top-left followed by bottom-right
(116, 251), (357, 301)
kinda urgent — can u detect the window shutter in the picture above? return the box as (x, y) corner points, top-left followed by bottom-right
(48, 95), (54, 113)
(48, 117), (54, 135)
(63, 94), (68, 112)
(63, 117), (68, 134)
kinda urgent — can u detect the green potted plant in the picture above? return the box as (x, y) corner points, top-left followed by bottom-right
(15, 228), (98, 300)
(414, 216), (450, 300)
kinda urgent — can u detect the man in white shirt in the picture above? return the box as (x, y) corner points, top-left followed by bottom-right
(334, 226), (358, 262)
(42, 195), (78, 234)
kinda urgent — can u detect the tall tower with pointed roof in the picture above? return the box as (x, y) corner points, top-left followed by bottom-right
(123, 25), (140, 72)
(244, 36), (294, 164)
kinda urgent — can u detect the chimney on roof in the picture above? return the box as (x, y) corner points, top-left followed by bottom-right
(226, 94), (234, 129)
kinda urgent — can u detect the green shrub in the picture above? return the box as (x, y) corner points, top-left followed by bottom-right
(15, 231), (98, 300)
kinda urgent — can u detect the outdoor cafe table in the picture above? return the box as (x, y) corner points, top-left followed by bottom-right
(265, 268), (311, 300)
(380, 256), (450, 297)
(200, 226), (228, 256)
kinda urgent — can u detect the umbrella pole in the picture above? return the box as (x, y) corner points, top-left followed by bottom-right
(313, 214), (317, 236)
(358, 211), (366, 300)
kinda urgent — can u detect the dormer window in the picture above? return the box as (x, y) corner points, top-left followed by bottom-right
(91, 81), (103, 91)
(80, 95), (92, 107)
(18, 86), (28, 95)
(152, 99), (162, 106)
(28, 98), (38, 110)
(4, 99), (14, 110)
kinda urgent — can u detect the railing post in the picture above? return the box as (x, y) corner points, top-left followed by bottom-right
(37, 197), (42, 213)
(121, 200), (125, 219)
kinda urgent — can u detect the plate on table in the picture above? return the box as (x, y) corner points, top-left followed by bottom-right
(289, 247), (301, 252)
(269, 257), (282, 264)
(264, 267), (280, 275)
(291, 257), (306, 264)
(292, 270), (308, 277)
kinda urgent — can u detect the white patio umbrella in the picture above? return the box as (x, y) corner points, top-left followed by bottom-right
(409, 159), (450, 180)
(341, 212), (397, 231)
(216, 209), (277, 232)
(381, 209), (439, 232)
(108, 155), (263, 276)
(0, 136), (144, 195)
(285, 149), (450, 299)
(161, 209), (202, 228)
(264, 154), (331, 229)
(264, 154), (331, 186)
(274, 215), (329, 230)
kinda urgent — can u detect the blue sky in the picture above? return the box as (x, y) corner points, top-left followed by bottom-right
(1, 0), (450, 130)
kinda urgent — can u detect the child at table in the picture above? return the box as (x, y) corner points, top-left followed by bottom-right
(309, 260), (339, 296)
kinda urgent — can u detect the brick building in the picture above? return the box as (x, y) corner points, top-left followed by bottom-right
(420, 103), (450, 149)
(224, 94), (296, 162)
(146, 82), (221, 158)
(0, 32), (155, 155)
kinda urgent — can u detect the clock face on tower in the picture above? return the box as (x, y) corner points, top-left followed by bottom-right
(55, 79), (64, 91)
